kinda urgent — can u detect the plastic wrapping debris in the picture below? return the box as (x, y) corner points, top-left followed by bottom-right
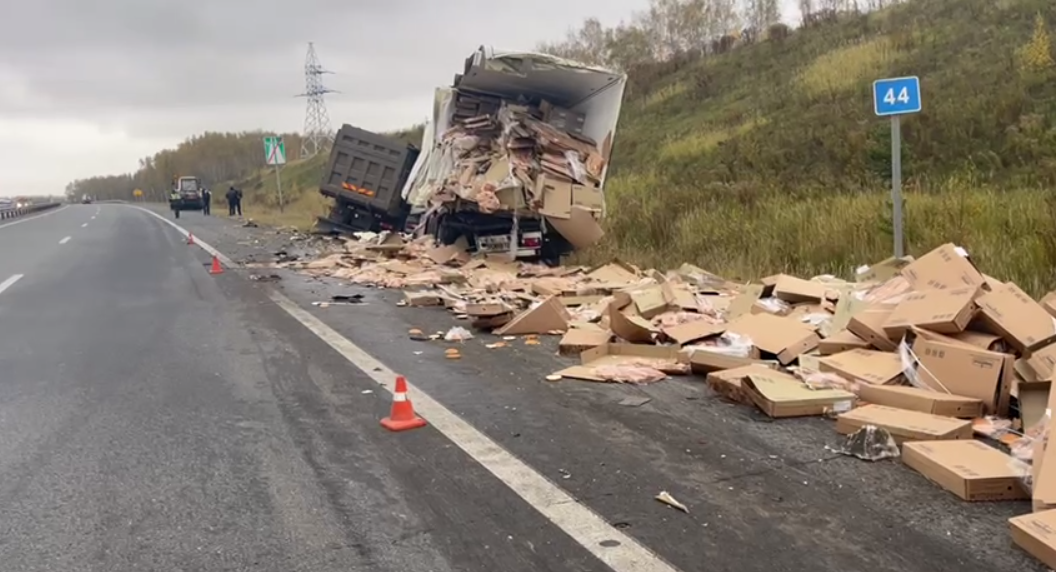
(655, 490), (688, 513)
(685, 332), (755, 359)
(799, 312), (832, 328)
(897, 338), (945, 392)
(837, 425), (900, 461)
(1012, 409), (1050, 493)
(444, 326), (474, 342)
(755, 297), (791, 315)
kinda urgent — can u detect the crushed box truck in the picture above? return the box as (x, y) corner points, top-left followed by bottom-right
(316, 124), (421, 234)
(400, 46), (627, 264)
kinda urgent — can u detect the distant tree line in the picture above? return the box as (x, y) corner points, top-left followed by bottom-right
(65, 131), (305, 202)
(536, 0), (908, 73)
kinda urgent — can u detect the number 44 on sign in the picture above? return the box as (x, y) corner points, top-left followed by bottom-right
(872, 76), (921, 116)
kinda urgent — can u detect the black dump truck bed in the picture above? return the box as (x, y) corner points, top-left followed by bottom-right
(317, 124), (420, 233)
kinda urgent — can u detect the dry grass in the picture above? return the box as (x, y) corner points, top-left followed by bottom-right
(795, 36), (899, 98)
(578, 172), (1056, 296)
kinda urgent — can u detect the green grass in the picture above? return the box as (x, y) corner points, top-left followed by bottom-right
(578, 0), (1056, 296)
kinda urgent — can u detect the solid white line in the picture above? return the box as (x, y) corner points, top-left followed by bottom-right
(0, 274), (24, 295)
(128, 203), (682, 572)
(59, 236), (71, 244)
(0, 205), (69, 231)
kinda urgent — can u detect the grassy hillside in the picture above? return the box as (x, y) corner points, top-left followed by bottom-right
(592, 0), (1056, 294)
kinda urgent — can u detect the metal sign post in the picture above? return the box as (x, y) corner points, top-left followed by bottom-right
(871, 76), (921, 259)
(264, 136), (287, 212)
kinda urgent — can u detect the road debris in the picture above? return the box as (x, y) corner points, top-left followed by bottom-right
(837, 425), (900, 461)
(291, 238), (1056, 567)
(655, 491), (688, 513)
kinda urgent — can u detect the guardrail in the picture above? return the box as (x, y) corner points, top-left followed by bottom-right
(0, 202), (63, 220)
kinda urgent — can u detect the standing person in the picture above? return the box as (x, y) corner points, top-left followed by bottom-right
(234, 187), (243, 216)
(226, 186), (238, 216)
(201, 187), (212, 215)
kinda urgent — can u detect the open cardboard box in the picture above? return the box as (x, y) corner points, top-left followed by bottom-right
(554, 343), (688, 382)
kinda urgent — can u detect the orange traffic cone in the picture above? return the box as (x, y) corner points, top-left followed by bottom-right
(208, 255), (223, 275)
(381, 376), (426, 432)
(187, 233), (195, 245)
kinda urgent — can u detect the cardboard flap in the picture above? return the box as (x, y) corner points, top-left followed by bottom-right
(495, 296), (570, 335)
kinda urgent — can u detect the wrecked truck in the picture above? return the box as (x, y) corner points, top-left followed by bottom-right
(400, 46), (627, 265)
(316, 124), (421, 234)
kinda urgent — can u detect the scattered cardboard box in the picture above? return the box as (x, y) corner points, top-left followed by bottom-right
(817, 329), (871, 355)
(909, 336), (1013, 416)
(902, 440), (1028, 501)
(725, 313), (820, 365)
(742, 373), (856, 418)
(819, 349), (904, 386)
(705, 363), (783, 403)
(976, 282), (1056, 352)
(882, 287), (979, 338)
(857, 385), (984, 418)
(900, 243), (987, 291)
(835, 405), (973, 443)
(1010, 509), (1056, 569)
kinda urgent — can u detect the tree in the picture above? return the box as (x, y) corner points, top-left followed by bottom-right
(798, 0), (815, 24)
(1018, 13), (1055, 73)
(743, 0), (781, 35)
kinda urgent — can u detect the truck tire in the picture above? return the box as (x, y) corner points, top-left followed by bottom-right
(540, 234), (571, 267)
(435, 216), (462, 246)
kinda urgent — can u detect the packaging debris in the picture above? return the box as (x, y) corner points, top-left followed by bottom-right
(291, 237), (1056, 566)
(837, 425), (900, 461)
(655, 490), (689, 513)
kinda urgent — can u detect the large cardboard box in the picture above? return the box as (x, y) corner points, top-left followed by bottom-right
(976, 282), (1056, 352)
(836, 405), (973, 443)
(857, 385), (983, 418)
(902, 440), (1028, 501)
(742, 373), (856, 418)
(1011, 509), (1056, 568)
(909, 336), (1014, 416)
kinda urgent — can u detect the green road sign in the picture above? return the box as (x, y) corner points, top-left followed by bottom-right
(264, 136), (287, 166)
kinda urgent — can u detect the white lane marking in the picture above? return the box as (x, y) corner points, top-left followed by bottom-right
(91, 216), (96, 220)
(59, 236), (71, 244)
(0, 205), (70, 231)
(81, 223), (88, 228)
(0, 274), (24, 295)
(129, 203), (683, 572)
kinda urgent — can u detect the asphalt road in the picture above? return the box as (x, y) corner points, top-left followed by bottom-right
(0, 203), (1045, 572)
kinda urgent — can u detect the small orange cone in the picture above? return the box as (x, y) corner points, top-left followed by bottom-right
(208, 255), (223, 275)
(187, 233), (195, 245)
(381, 376), (426, 432)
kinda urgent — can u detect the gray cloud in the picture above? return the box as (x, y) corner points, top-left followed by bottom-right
(0, 0), (798, 193)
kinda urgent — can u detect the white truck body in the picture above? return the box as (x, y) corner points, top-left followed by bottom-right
(400, 46), (627, 259)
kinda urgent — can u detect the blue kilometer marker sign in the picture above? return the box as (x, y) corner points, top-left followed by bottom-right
(872, 76), (921, 260)
(872, 76), (922, 117)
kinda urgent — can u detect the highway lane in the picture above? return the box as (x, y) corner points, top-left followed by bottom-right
(0, 204), (616, 572)
(154, 203), (1049, 572)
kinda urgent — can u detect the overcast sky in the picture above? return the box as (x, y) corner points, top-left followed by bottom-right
(0, 0), (799, 196)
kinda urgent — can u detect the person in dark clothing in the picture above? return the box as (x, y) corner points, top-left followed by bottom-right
(226, 187), (238, 216)
(234, 188), (243, 216)
(201, 188), (211, 215)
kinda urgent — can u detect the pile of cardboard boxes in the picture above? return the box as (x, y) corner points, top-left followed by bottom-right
(293, 237), (1056, 568)
(425, 92), (606, 221)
